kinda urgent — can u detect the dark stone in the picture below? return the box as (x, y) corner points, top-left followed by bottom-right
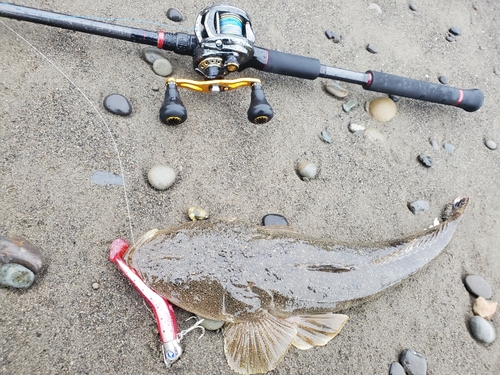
(389, 94), (401, 103)
(166, 8), (183, 22)
(399, 348), (427, 375)
(0, 235), (43, 273)
(449, 26), (462, 36)
(389, 361), (406, 375)
(366, 43), (378, 54)
(439, 75), (449, 85)
(262, 214), (289, 227)
(103, 94), (132, 116)
(464, 275), (492, 299)
(418, 154), (433, 167)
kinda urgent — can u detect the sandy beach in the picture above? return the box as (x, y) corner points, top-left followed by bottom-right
(1, 0), (499, 374)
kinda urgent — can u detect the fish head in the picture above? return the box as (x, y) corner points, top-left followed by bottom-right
(162, 340), (182, 367)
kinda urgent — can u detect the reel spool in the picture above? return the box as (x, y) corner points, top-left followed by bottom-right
(159, 5), (273, 125)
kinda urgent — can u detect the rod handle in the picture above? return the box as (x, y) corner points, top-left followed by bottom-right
(364, 71), (484, 112)
(159, 83), (187, 125)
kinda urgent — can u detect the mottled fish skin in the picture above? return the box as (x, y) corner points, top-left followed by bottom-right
(124, 197), (468, 374)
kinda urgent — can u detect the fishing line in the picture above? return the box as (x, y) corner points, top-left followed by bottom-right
(0, 20), (136, 246)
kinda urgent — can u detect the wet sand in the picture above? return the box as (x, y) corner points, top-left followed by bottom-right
(1, 0), (499, 374)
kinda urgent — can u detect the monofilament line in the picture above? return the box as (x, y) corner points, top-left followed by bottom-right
(0, 20), (136, 245)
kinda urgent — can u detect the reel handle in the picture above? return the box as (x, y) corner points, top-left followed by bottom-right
(247, 83), (274, 124)
(159, 82), (188, 125)
(364, 71), (484, 112)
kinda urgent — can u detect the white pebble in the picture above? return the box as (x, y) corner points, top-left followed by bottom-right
(92, 282), (100, 290)
(148, 165), (177, 190)
(297, 161), (318, 180)
(485, 140), (497, 150)
(152, 58), (173, 77)
(349, 123), (365, 134)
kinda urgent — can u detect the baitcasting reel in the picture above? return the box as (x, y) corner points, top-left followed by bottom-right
(159, 5), (273, 125)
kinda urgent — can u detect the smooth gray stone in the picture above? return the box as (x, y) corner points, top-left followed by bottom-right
(141, 46), (168, 65)
(409, 3), (418, 11)
(342, 99), (358, 112)
(464, 275), (492, 298)
(439, 75), (449, 85)
(152, 58), (173, 77)
(389, 361), (406, 375)
(103, 94), (132, 116)
(449, 26), (462, 36)
(166, 8), (183, 22)
(262, 214), (289, 227)
(399, 348), (427, 375)
(0, 263), (35, 289)
(469, 316), (496, 344)
(91, 170), (124, 186)
(366, 43), (379, 53)
(408, 200), (429, 215)
(446, 34), (455, 42)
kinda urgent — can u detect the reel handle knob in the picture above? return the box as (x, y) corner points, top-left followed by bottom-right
(159, 82), (187, 125)
(247, 83), (274, 124)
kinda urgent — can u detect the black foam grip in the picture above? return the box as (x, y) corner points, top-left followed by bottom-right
(364, 71), (483, 112)
(262, 49), (321, 80)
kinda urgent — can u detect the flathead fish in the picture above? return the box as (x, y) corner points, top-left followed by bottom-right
(124, 197), (468, 374)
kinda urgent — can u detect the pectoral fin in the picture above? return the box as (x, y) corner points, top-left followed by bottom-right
(223, 310), (297, 375)
(286, 313), (349, 350)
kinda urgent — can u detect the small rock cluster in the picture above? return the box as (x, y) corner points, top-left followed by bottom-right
(141, 46), (173, 77)
(464, 275), (497, 345)
(389, 348), (427, 375)
(446, 26), (462, 42)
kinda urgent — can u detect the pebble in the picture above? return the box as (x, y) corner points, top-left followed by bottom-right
(429, 138), (440, 150)
(409, 3), (418, 11)
(389, 94), (401, 103)
(438, 75), (449, 85)
(446, 34), (456, 42)
(262, 214), (289, 227)
(152, 84), (160, 91)
(485, 139), (497, 150)
(449, 26), (462, 36)
(0, 263), (35, 288)
(342, 99), (358, 112)
(473, 296), (498, 320)
(389, 361), (406, 375)
(92, 282), (100, 290)
(494, 66), (500, 76)
(349, 123), (365, 134)
(325, 82), (348, 98)
(0, 235), (43, 274)
(366, 43), (378, 54)
(368, 97), (397, 122)
(152, 58), (173, 77)
(368, 3), (382, 14)
(364, 128), (385, 141)
(90, 170), (124, 186)
(166, 8), (183, 22)
(464, 275), (492, 299)
(321, 130), (332, 143)
(140, 46), (168, 65)
(443, 143), (455, 154)
(408, 200), (429, 215)
(197, 315), (225, 331)
(418, 154), (433, 167)
(103, 94), (132, 116)
(399, 348), (427, 375)
(325, 30), (335, 39)
(147, 165), (177, 190)
(187, 207), (209, 221)
(469, 316), (496, 344)
(297, 161), (318, 180)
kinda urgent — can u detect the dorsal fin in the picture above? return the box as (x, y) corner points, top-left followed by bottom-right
(286, 313), (349, 350)
(223, 311), (297, 375)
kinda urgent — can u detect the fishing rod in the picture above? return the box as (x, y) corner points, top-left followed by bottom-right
(0, 2), (484, 125)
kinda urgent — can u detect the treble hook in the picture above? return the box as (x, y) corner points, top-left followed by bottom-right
(176, 316), (206, 341)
